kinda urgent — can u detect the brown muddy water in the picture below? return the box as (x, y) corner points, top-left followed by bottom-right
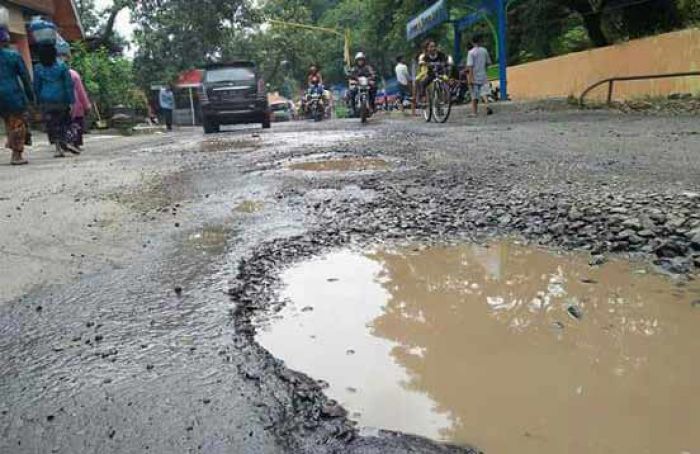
(256, 242), (700, 454)
(234, 200), (265, 214)
(288, 158), (388, 172)
(199, 137), (261, 152)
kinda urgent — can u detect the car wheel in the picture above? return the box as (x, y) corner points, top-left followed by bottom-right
(203, 118), (219, 134)
(262, 114), (271, 129)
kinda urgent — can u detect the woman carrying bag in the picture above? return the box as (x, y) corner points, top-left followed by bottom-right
(0, 15), (35, 165)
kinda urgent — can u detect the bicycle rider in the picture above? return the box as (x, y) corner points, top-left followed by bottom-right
(416, 39), (453, 106)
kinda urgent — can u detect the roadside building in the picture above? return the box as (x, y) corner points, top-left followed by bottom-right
(0, 0), (83, 70)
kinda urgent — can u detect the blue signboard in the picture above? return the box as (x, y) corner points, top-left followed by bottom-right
(406, 0), (449, 41)
(454, 7), (489, 32)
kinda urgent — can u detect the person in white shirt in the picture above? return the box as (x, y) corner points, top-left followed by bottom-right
(466, 34), (493, 116)
(394, 56), (410, 105)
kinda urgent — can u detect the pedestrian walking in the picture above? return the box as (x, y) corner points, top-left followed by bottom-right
(57, 40), (90, 151)
(466, 34), (493, 117)
(159, 85), (175, 131)
(34, 42), (76, 157)
(394, 56), (410, 106)
(0, 22), (35, 165)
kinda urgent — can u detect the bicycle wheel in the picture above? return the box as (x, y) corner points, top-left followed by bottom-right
(432, 81), (452, 123)
(422, 83), (433, 122)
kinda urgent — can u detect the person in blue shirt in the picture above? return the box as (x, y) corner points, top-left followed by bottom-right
(0, 26), (35, 165)
(33, 42), (76, 157)
(159, 85), (175, 131)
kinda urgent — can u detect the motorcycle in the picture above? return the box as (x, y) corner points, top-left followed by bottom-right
(355, 76), (372, 124)
(304, 86), (325, 122)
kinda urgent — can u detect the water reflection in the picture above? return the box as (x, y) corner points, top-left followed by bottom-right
(257, 242), (700, 454)
(257, 251), (452, 438)
(370, 242), (699, 452)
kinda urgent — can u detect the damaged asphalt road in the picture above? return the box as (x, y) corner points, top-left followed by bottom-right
(1, 105), (699, 453)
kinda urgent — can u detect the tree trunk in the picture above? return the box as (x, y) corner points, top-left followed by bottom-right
(582, 11), (609, 47)
(88, 6), (124, 50)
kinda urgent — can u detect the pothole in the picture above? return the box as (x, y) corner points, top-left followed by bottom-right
(199, 138), (261, 152)
(234, 200), (265, 214)
(256, 241), (700, 454)
(288, 158), (388, 172)
(183, 225), (231, 255)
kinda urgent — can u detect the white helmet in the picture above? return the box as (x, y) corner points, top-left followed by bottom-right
(355, 52), (366, 62)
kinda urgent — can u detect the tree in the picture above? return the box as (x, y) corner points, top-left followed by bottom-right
(608, 0), (681, 39)
(560, 0), (610, 47)
(75, 0), (134, 53)
(126, 0), (698, 93)
(516, 0), (569, 58)
(76, 0), (100, 34)
(131, 0), (251, 86)
(70, 42), (145, 113)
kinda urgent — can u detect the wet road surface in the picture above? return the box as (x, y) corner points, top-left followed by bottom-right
(1, 105), (699, 453)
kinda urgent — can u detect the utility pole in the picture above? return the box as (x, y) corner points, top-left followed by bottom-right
(496, 0), (508, 100)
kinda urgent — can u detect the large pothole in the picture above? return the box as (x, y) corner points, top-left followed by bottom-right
(256, 241), (699, 454)
(288, 158), (389, 172)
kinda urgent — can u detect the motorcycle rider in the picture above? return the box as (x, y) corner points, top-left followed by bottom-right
(307, 64), (324, 87)
(304, 64), (328, 118)
(305, 74), (325, 119)
(347, 52), (377, 112)
(307, 74), (324, 96)
(416, 39), (453, 105)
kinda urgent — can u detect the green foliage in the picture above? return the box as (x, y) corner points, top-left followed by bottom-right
(222, 0), (327, 91)
(70, 43), (146, 113)
(125, 0), (698, 96)
(75, 0), (101, 35)
(131, 0), (251, 87)
(677, 0), (700, 23)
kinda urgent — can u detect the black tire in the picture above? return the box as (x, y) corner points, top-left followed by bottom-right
(422, 88), (433, 123)
(262, 114), (271, 129)
(360, 101), (368, 124)
(203, 118), (219, 134)
(432, 82), (452, 123)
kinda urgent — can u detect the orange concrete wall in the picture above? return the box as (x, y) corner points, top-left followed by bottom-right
(508, 28), (700, 101)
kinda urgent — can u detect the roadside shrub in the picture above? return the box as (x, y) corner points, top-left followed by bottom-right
(70, 42), (147, 116)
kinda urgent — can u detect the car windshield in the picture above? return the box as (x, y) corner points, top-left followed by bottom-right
(205, 67), (255, 83)
(272, 104), (288, 112)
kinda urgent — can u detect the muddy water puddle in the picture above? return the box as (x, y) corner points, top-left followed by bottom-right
(288, 158), (388, 172)
(183, 225), (231, 255)
(234, 200), (265, 214)
(256, 242), (700, 453)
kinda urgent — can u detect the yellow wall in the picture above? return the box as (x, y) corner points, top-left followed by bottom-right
(508, 28), (700, 101)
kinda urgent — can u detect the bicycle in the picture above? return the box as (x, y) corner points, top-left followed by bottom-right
(420, 62), (452, 123)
